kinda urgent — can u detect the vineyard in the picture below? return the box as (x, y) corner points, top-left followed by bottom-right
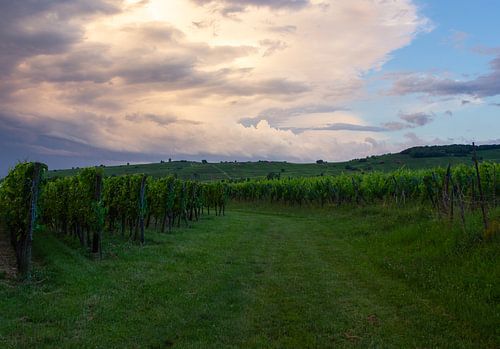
(0, 164), (227, 279)
(229, 162), (498, 214)
(1, 156), (498, 280)
(0, 157), (499, 347)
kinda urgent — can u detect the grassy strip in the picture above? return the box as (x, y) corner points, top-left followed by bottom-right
(0, 203), (498, 348)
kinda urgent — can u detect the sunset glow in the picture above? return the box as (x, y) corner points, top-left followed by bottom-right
(1, 0), (499, 174)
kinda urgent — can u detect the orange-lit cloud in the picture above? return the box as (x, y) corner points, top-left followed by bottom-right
(1, 0), (432, 171)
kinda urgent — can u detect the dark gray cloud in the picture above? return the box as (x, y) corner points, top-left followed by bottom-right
(210, 78), (310, 97)
(240, 104), (345, 127)
(21, 41), (256, 85)
(0, 122), (167, 177)
(118, 64), (308, 96)
(390, 55), (500, 97)
(125, 113), (201, 126)
(285, 123), (387, 133)
(61, 84), (122, 111)
(12, 17), (266, 98)
(0, 111), (99, 175)
(191, 0), (309, 11)
(0, 0), (120, 77)
(382, 121), (411, 131)
(490, 102), (500, 107)
(21, 45), (306, 97)
(21, 44), (114, 83)
(121, 22), (185, 42)
(0, 110), (207, 176)
(117, 58), (200, 85)
(381, 111), (435, 131)
(399, 112), (434, 126)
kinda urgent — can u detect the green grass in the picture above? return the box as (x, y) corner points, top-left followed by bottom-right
(46, 148), (500, 181)
(1, 203), (499, 348)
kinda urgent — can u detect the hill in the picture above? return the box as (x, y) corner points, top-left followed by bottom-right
(47, 144), (500, 181)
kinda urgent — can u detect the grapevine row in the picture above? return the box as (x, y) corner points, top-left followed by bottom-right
(1, 161), (497, 279)
(0, 165), (228, 278)
(227, 162), (498, 208)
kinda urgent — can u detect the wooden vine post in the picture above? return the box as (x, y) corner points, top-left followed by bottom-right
(472, 142), (488, 230)
(20, 162), (44, 280)
(92, 172), (103, 258)
(139, 175), (147, 245)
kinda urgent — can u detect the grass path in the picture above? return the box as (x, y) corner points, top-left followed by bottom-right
(0, 204), (498, 348)
(210, 164), (232, 180)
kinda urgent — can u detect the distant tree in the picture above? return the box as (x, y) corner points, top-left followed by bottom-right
(316, 160), (325, 164)
(168, 158), (172, 162)
(202, 159), (208, 164)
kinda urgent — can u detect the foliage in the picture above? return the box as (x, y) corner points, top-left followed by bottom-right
(38, 170), (228, 250)
(40, 167), (104, 252)
(401, 144), (500, 158)
(229, 162), (499, 209)
(0, 162), (46, 276)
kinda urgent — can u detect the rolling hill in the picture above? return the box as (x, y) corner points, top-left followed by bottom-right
(46, 144), (500, 181)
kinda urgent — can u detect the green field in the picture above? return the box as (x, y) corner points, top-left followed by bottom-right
(1, 203), (498, 348)
(47, 147), (500, 181)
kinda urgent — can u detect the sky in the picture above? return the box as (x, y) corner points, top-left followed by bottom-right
(1, 0), (499, 175)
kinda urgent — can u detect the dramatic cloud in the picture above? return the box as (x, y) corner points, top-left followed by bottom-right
(0, 1), (121, 77)
(0, 0), (431, 174)
(390, 55), (500, 97)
